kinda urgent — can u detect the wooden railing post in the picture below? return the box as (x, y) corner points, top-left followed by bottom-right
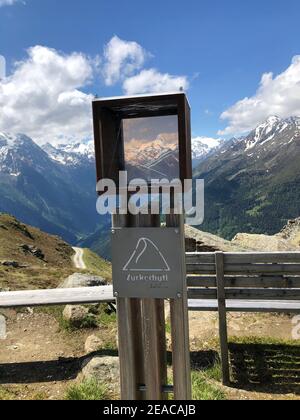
(167, 213), (191, 400)
(215, 251), (230, 385)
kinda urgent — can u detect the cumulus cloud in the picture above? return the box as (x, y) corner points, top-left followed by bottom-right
(0, 0), (23, 6)
(0, 37), (189, 144)
(123, 69), (189, 95)
(0, 46), (94, 144)
(219, 56), (300, 135)
(103, 36), (148, 86)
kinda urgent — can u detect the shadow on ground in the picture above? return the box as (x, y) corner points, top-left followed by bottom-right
(0, 349), (118, 385)
(230, 343), (300, 395)
(166, 349), (220, 370)
(190, 350), (220, 370)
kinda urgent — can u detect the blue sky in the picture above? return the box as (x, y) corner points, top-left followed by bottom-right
(1, 0), (300, 144)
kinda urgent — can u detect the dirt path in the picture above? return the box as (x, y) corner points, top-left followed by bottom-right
(188, 311), (296, 344)
(72, 247), (86, 270)
(0, 310), (90, 400)
(1, 308), (300, 400)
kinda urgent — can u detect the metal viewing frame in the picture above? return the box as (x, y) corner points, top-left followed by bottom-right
(92, 92), (192, 188)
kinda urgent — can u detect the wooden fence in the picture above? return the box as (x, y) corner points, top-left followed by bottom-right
(187, 251), (300, 384)
(1, 251), (300, 388)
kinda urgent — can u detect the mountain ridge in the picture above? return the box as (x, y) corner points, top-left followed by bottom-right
(194, 115), (300, 239)
(0, 132), (99, 244)
(1, 115), (300, 257)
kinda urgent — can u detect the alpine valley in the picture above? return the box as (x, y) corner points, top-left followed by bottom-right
(0, 115), (300, 258)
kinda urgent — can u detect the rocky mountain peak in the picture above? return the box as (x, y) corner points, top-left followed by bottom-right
(243, 115), (300, 152)
(192, 137), (224, 164)
(44, 140), (94, 166)
(0, 132), (50, 176)
(0, 132), (35, 149)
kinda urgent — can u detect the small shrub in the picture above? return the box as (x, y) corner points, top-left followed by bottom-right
(60, 313), (98, 331)
(99, 310), (117, 328)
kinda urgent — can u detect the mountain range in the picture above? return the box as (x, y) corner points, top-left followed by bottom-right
(192, 137), (224, 167)
(0, 115), (299, 257)
(194, 116), (300, 238)
(0, 132), (98, 244)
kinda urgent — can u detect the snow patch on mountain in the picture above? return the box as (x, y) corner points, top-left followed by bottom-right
(245, 116), (300, 151)
(192, 137), (224, 160)
(44, 141), (94, 166)
(0, 132), (50, 175)
(47, 136), (224, 167)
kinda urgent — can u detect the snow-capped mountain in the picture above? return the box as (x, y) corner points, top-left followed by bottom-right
(0, 132), (53, 176)
(43, 135), (224, 170)
(194, 115), (300, 239)
(44, 141), (94, 166)
(1, 114), (300, 255)
(125, 138), (177, 167)
(244, 116), (300, 151)
(0, 132), (99, 244)
(192, 136), (224, 159)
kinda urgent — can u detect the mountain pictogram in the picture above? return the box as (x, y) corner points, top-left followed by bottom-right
(123, 237), (170, 272)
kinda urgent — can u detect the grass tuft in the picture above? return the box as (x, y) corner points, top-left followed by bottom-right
(82, 248), (112, 280)
(0, 386), (16, 400)
(65, 379), (109, 401)
(192, 371), (226, 400)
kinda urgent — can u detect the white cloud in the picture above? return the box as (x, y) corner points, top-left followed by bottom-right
(0, 0), (23, 7)
(103, 36), (148, 86)
(123, 68), (189, 95)
(0, 37), (189, 144)
(219, 56), (300, 135)
(0, 46), (93, 144)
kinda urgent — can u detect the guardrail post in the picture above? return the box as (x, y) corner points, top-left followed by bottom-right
(215, 251), (230, 385)
(167, 213), (191, 400)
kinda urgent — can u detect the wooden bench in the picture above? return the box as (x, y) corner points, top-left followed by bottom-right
(1, 252), (300, 387)
(186, 251), (300, 385)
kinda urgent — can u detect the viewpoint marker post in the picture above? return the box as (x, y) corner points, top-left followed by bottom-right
(93, 92), (192, 400)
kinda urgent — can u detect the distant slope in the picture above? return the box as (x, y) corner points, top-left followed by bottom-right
(0, 133), (98, 244)
(232, 217), (300, 251)
(185, 225), (253, 252)
(0, 213), (74, 266)
(0, 213), (111, 290)
(82, 248), (112, 281)
(0, 213), (76, 290)
(194, 116), (300, 239)
(79, 224), (111, 261)
(77, 214), (111, 260)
